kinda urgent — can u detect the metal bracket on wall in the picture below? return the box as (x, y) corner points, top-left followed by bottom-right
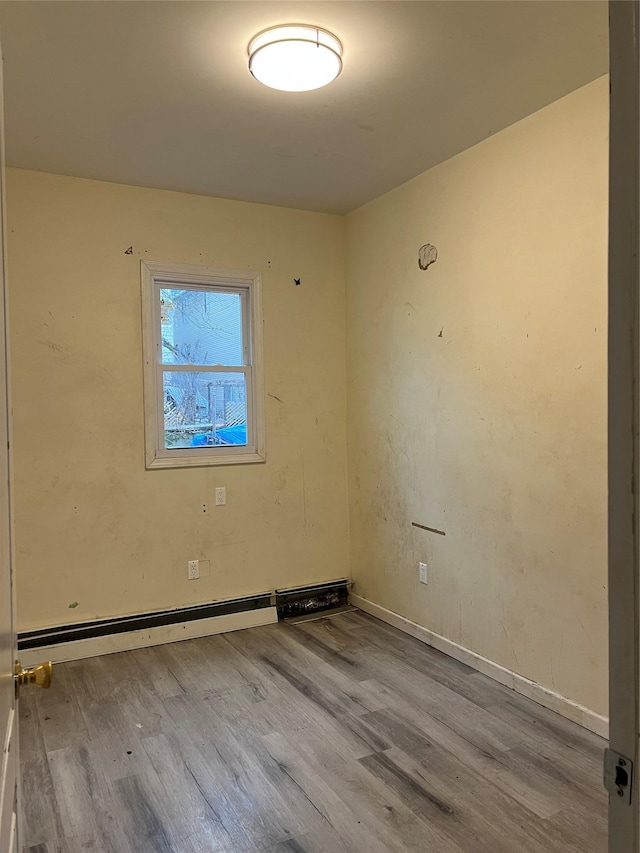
(604, 748), (634, 804)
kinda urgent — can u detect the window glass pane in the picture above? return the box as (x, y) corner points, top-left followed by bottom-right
(162, 371), (247, 449)
(160, 287), (243, 366)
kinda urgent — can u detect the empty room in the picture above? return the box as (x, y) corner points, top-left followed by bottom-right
(0, 1), (632, 851)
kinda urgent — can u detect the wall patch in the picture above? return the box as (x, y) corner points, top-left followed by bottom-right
(418, 243), (438, 271)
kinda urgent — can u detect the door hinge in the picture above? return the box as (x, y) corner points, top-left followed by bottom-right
(604, 748), (634, 804)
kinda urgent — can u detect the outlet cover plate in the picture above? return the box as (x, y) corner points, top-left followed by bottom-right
(419, 562), (428, 584)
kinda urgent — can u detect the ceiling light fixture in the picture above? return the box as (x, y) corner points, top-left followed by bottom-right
(248, 25), (343, 92)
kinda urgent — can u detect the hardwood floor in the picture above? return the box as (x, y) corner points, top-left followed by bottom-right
(20, 610), (608, 852)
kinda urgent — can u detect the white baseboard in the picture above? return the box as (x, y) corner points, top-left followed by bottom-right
(350, 594), (608, 740)
(19, 606), (278, 668)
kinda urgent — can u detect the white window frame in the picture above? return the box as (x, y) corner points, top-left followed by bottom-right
(141, 261), (265, 469)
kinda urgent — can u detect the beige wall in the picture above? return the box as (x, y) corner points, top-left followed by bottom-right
(346, 77), (609, 715)
(7, 170), (349, 631)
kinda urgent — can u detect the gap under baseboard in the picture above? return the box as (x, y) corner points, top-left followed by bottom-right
(18, 605), (277, 667)
(18, 592), (273, 652)
(350, 593), (609, 740)
(18, 579), (350, 667)
(285, 605), (356, 625)
(20, 581), (599, 741)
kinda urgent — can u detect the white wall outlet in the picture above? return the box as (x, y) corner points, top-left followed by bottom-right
(215, 487), (226, 506)
(187, 560), (199, 580)
(419, 562), (428, 584)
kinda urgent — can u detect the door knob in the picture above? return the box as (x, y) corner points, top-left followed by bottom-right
(14, 660), (53, 691)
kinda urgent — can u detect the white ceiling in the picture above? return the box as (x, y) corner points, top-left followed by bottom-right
(0, 1), (608, 215)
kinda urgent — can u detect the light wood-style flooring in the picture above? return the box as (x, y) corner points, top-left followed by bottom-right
(20, 609), (607, 852)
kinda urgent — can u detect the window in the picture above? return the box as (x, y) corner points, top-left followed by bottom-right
(141, 262), (265, 468)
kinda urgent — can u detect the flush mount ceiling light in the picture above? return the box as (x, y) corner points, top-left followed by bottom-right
(248, 25), (343, 92)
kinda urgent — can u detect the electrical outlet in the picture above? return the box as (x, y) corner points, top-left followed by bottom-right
(419, 562), (428, 584)
(215, 487), (226, 506)
(188, 560), (199, 580)
(202, 503), (208, 514)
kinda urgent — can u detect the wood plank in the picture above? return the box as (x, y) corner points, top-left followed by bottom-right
(273, 826), (358, 852)
(32, 663), (92, 753)
(18, 691), (64, 847)
(262, 730), (465, 853)
(20, 612), (608, 852)
(45, 746), (132, 851)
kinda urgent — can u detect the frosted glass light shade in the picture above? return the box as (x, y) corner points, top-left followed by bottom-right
(248, 25), (343, 92)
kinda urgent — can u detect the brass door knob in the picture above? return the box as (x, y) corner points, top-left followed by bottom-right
(14, 660), (53, 691)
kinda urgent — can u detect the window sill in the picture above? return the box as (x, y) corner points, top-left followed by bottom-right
(146, 450), (266, 470)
